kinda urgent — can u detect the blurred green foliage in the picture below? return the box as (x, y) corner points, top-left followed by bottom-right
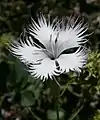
(0, 0), (100, 120)
(93, 110), (100, 120)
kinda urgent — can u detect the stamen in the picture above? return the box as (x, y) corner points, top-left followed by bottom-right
(54, 33), (59, 58)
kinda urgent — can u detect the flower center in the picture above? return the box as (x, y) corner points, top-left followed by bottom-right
(44, 49), (57, 60)
(44, 35), (58, 60)
(50, 56), (55, 60)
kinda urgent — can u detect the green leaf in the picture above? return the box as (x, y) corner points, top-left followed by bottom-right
(47, 109), (64, 120)
(93, 110), (100, 120)
(21, 91), (35, 107)
(46, 79), (60, 98)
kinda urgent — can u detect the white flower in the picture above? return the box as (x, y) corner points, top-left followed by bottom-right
(10, 14), (88, 81)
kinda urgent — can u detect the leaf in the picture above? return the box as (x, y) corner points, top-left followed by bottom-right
(93, 110), (100, 120)
(0, 33), (14, 48)
(47, 109), (64, 120)
(0, 96), (4, 106)
(46, 79), (60, 98)
(21, 91), (35, 107)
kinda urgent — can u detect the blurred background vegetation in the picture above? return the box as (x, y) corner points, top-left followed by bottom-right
(0, 0), (100, 120)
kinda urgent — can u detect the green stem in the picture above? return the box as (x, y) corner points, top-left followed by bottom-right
(56, 99), (60, 120)
(56, 105), (59, 120)
(27, 107), (41, 120)
(68, 104), (84, 120)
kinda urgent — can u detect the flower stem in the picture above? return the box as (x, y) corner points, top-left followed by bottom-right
(56, 98), (60, 120)
(56, 104), (60, 120)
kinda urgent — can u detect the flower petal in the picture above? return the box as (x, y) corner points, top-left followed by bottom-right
(28, 58), (60, 80)
(10, 37), (47, 64)
(27, 14), (58, 47)
(57, 47), (87, 73)
(57, 17), (88, 55)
